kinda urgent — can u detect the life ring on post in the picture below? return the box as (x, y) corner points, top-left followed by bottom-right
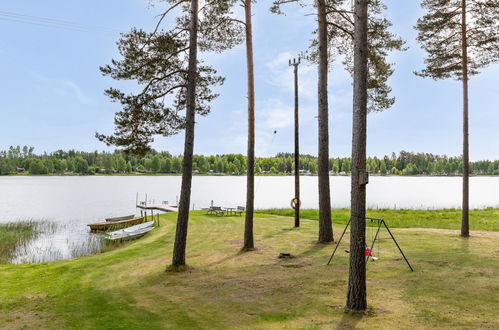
(290, 198), (301, 210)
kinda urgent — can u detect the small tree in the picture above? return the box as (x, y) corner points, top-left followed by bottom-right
(415, 0), (499, 238)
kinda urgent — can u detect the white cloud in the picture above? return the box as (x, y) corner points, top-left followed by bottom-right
(62, 80), (94, 105)
(31, 73), (95, 105)
(264, 51), (317, 101)
(257, 98), (293, 129)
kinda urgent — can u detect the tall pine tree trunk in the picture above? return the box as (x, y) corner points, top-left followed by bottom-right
(461, 0), (470, 238)
(346, 0), (368, 311)
(243, 0), (255, 251)
(172, 0), (199, 266)
(316, 0), (333, 243)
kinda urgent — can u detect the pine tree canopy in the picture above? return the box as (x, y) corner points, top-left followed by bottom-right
(272, 0), (406, 112)
(96, 0), (243, 156)
(415, 0), (499, 80)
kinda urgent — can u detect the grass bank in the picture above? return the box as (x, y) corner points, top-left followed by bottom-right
(0, 212), (498, 329)
(0, 221), (39, 263)
(257, 208), (499, 231)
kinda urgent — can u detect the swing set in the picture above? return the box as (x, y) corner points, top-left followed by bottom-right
(327, 217), (414, 272)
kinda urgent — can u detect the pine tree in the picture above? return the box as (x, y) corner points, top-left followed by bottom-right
(415, 0), (499, 237)
(347, 0), (368, 312)
(98, 0), (242, 267)
(271, 0), (404, 243)
(241, 0), (256, 251)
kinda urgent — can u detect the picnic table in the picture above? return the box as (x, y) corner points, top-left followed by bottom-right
(202, 206), (245, 216)
(225, 207), (236, 216)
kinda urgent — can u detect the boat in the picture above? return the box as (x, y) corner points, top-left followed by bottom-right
(105, 227), (154, 241)
(87, 216), (145, 231)
(106, 221), (154, 236)
(105, 214), (135, 222)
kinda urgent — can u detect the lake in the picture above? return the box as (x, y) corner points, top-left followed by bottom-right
(1, 175), (498, 263)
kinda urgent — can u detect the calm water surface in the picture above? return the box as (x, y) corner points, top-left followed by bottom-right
(1, 175), (498, 263)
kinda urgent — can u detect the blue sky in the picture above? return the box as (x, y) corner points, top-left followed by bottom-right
(0, 0), (497, 160)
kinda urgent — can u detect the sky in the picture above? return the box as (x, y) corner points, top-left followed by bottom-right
(0, 0), (497, 161)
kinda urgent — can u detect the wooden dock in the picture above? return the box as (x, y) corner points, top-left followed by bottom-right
(136, 204), (178, 213)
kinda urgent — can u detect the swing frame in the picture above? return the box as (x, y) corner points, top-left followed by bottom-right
(327, 216), (414, 272)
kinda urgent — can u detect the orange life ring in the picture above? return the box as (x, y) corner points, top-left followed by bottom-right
(290, 198), (301, 209)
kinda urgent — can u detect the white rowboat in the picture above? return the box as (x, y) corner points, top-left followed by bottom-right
(105, 221), (155, 241)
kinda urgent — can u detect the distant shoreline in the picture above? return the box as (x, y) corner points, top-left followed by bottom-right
(1, 173), (499, 178)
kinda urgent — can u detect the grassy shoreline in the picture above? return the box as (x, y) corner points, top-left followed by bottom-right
(1, 211), (498, 328)
(257, 208), (499, 231)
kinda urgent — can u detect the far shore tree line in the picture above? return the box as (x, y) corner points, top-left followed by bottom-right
(2, 147), (499, 176)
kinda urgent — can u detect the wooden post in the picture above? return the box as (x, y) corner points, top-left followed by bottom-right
(289, 57), (301, 228)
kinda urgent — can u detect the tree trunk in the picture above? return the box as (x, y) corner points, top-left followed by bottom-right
(346, 0), (368, 311)
(461, 0), (470, 238)
(316, 0), (333, 243)
(243, 0), (255, 251)
(171, 0), (199, 266)
(293, 61), (300, 228)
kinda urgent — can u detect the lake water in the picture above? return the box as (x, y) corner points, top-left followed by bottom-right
(1, 175), (498, 263)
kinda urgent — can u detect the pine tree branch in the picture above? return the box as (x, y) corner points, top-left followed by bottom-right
(125, 47), (190, 77)
(138, 70), (188, 99)
(225, 17), (246, 26)
(155, 84), (188, 100)
(153, 0), (189, 35)
(327, 21), (354, 38)
(327, 6), (354, 26)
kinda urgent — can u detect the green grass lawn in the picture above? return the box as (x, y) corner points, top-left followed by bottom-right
(257, 208), (499, 231)
(0, 212), (498, 329)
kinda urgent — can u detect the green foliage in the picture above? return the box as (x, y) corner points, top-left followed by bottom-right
(415, 0), (499, 80)
(74, 157), (89, 174)
(272, 0), (406, 112)
(97, 1), (243, 156)
(3, 147), (499, 176)
(97, 28), (224, 155)
(29, 160), (48, 175)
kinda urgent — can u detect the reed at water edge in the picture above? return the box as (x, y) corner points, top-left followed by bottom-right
(0, 220), (45, 263)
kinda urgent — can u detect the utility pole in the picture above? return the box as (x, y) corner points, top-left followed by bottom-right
(289, 57), (301, 228)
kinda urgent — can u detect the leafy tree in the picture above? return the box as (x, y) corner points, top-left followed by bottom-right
(126, 162), (133, 173)
(415, 0), (499, 238)
(379, 160), (387, 174)
(116, 156), (127, 173)
(29, 160), (48, 175)
(75, 157), (89, 174)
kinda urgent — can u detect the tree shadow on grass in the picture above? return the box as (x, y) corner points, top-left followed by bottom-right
(297, 240), (333, 258)
(334, 311), (364, 329)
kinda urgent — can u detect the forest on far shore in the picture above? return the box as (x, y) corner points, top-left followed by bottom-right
(1, 146), (498, 176)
